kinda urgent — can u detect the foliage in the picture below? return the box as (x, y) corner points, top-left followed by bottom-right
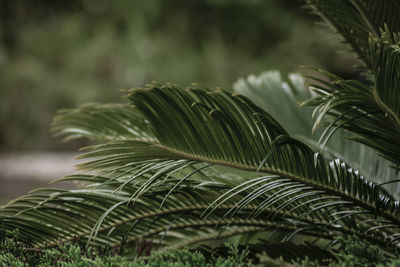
(0, 226), (127, 266)
(335, 236), (387, 266)
(302, 30), (400, 167)
(305, 0), (400, 68)
(131, 242), (253, 267)
(258, 237), (392, 266)
(0, 228), (253, 267)
(1, 0), (400, 265)
(1, 227), (397, 266)
(233, 71), (400, 196)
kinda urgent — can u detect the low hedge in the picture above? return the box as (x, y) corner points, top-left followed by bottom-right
(1, 227), (398, 266)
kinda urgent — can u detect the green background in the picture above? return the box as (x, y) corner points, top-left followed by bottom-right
(0, 0), (357, 152)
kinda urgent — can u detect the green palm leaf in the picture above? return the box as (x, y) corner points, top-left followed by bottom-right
(306, 0), (400, 68)
(2, 83), (399, 254)
(303, 29), (400, 167)
(234, 70), (400, 196)
(370, 28), (400, 128)
(234, 71), (313, 139)
(52, 103), (155, 142)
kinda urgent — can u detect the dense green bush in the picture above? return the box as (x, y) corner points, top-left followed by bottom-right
(1, 227), (399, 266)
(0, 227), (125, 266)
(0, 227), (254, 267)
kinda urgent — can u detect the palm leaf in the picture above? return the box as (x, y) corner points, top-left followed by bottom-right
(306, 0), (400, 68)
(52, 103), (155, 142)
(303, 29), (400, 167)
(370, 28), (400, 129)
(234, 71), (313, 139)
(234, 70), (400, 196)
(2, 83), (399, 254)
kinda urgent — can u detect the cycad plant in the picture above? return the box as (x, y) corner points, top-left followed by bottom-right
(1, 0), (400, 262)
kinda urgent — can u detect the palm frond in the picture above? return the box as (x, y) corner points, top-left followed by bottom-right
(306, 0), (400, 68)
(370, 28), (400, 129)
(234, 70), (400, 196)
(52, 103), (155, 142)
(0, 174), (323, 251)
(2, 83), (400, 254)
(303, 30), (400, 166)
(233, 71), (313, 138)
(355, 0), (400, 35)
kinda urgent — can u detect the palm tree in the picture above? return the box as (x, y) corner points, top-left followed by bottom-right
(1, 0), (400, 261)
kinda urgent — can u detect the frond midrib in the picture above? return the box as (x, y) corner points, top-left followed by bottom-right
(111, 218), (390, 250)
(114, 220), (332, 249)
(153, 144), (400, 226)
(44, 204), (311, 247)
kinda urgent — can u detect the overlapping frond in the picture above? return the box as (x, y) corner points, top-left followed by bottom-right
(52, 103), (155, 142)
(370, 28), (400, 128)
(1, 174), (280, 251)
(234, 71), (400, 196)
(0, 171), (336, 252)
(359, 0), (400, 34)
(306, 0), (400, 68)
(2, 83), (400, 254)
(303, 30), (400, 167)
(234, 71), (313, 138)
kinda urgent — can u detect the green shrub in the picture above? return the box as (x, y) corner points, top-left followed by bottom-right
(0, 227), (253, 266)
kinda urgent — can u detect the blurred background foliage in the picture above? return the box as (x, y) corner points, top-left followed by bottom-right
(0, 0), (357, 152)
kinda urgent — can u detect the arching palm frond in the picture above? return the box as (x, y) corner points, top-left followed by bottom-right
(234, 71), (400, 196)
(306, 0), (400, 68)
(1, 174), (281, 251)
(52, 103), (155, 142)
(370, 28), (400, 131)
(1, 83), (399, 256)
(303, 29), (400, 167)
